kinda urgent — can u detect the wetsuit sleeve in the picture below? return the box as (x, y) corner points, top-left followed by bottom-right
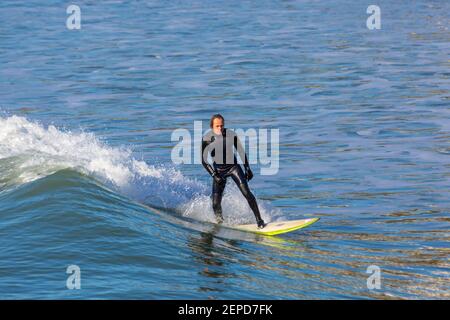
(201, 138), (216, 176)
(234, 134), (250, 170)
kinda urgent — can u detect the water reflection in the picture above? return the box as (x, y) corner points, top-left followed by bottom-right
(186, 224), (237, 296)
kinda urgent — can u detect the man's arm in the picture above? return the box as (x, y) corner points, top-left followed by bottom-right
(234, 133), (254, 181)
(234, 134), (250, 170)
(201, 139), (215, 176)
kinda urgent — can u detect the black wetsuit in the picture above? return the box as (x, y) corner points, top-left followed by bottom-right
(201, 128), (264, 227)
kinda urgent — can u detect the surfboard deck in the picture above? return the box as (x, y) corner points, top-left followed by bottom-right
(230, 217), (320, 236)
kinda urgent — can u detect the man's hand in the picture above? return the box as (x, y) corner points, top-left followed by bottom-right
(245, 167), (253, 181)
(212, 172), (224, 184)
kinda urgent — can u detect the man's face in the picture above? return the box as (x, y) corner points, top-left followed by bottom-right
(212, 118), (224, 135)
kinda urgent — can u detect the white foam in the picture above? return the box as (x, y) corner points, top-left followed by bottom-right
(0, 115), (137, 187)
(181, 183), (276, 225)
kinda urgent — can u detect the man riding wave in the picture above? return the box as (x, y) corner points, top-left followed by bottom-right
(201, 114), (266, 229)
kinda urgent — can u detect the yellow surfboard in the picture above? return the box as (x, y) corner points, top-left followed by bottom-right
(231, 218), (320, 236)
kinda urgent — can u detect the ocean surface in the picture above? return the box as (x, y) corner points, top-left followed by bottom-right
(0, 0), (449, 299)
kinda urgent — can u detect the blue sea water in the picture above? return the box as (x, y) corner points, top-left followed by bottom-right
(0, 0), (449, 299)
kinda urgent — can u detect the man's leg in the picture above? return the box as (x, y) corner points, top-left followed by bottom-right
(230, 166), (265, 228)
(212, 177), (226, 223)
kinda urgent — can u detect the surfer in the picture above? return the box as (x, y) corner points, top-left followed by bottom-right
(201, 114), (266, 229)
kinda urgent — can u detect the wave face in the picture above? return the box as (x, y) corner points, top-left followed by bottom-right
(0, 116), (285, 299)
(0, 115), (277, 223)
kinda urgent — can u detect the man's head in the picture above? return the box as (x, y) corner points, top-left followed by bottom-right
(210, 114), (224, 135)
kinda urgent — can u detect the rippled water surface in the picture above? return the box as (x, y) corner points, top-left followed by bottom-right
(0, 1), (449, 299)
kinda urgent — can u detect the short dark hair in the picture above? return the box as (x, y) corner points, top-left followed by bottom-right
(210, 114), (225, 128)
